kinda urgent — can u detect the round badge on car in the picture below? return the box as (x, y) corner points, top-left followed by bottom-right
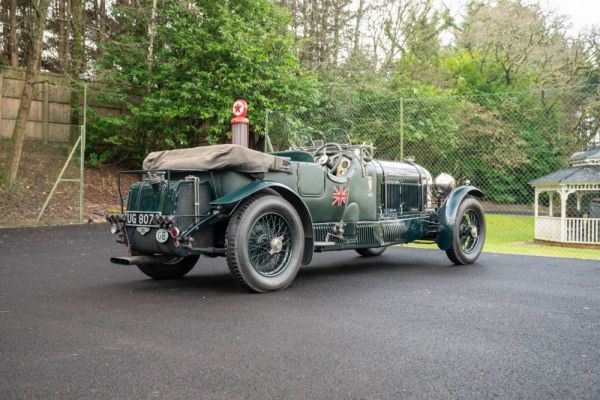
(155, 229), (169, 243)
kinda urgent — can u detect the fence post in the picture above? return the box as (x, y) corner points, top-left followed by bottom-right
(80, 83), (86, 223)
(400, 97), (404, 160)
(264, 109), (270, 153)
(43, 81), (49, 144)
(0, 72), (3, 137)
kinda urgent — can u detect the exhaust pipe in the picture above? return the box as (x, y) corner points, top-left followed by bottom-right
(110, 255), (175, 266)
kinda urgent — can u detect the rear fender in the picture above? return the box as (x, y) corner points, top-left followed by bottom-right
(212, 181), (315, 265)
(436, 186), (484, 251)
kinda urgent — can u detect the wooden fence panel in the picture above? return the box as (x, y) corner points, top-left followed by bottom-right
(0, 67), (123, 142)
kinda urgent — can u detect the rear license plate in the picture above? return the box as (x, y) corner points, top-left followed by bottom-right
(126, 211), (161, 227)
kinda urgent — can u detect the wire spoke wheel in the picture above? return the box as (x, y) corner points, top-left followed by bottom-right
(247, 213), (293, 277)
(446, 197), (486, 265)
(459, 209), (480, 254)
(226, 195), (304, 293)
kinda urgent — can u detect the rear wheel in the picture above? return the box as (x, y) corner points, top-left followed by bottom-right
(137, 255), (199, 280)
(355, 246), (387, 257)
(226, 195), (304, 293)
(445, 197), (485, 265)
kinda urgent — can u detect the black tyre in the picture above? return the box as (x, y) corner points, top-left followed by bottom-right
(445, 197), (486, 265)
(226, 195), (304, 293)
(137, 255), (199, 280)
(355, 246), (387, 257)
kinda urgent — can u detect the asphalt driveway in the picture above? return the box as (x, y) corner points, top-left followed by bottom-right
(0, 224), (599, 399)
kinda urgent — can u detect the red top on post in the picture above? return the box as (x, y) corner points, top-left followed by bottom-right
(231, 99), (249, 147)
(231, 99), (249, 124)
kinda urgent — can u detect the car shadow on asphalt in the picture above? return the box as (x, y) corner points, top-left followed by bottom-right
(104, 272), (244, 295)
(300, 249), (482, 276)
(72, 251), (483, 299)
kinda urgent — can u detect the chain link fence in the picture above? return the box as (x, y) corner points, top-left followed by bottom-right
(0, 69), (86, 226)
(2, 71), (598, 260)
(265, 85), (600, 259)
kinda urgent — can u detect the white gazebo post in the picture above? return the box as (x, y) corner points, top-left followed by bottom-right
(576, 192), (584, 212)
(549, 192), (554, 217)
(561, 189), (577, 241)
(560, 189), (568, 242)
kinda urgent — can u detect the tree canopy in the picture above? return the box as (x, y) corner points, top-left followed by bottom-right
(88, 0), (317, 163)
(1, 0), (599, 201)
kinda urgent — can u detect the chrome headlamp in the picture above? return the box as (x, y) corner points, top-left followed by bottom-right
(434, 173), (456, 195)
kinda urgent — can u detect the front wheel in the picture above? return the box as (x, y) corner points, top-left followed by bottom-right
(445, 197), (486, 265)
(226, 195), (304, 293)
(137, 255), (199, 280)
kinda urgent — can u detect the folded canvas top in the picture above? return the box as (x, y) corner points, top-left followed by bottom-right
(142, 144), (290, 173)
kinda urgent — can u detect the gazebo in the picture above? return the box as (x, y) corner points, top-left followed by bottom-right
(529, 148), (600, 246)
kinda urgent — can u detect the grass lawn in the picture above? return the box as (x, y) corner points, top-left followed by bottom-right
(403, 214), (600, 260)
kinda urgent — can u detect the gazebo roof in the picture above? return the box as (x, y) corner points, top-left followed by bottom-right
(570, 148), (600, 165)
(529, 165), (600, 186)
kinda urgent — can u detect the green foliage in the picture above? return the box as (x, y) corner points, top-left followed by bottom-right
(441, 49), (534, 94)
(269, 56), (594, 203)
(87, 0), (599, 206)
(90, 0), (317, 164)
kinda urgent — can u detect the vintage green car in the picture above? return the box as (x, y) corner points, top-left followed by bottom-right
(107, 138), (485, 292)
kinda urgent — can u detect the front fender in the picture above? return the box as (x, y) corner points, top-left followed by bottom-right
(436, 186), (484, 251)
(211, 180), (315, 266)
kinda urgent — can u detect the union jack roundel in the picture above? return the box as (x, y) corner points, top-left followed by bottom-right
(331, 186), (348, 207)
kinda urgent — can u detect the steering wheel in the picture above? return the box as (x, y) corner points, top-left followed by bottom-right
(312, 142), (343, 172)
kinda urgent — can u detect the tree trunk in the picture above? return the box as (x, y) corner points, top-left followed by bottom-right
(97, 0), (107, 58)
(353, 0), (364, 55)
(7, 0), (51, 189)
(69, 0), (84, 133)
(147, 0), (158, 63)
(289, 0), (298, 40)
(58, 0), (69, 72)
(333, 2), (339, 66)
(9, 0), (19, 67)
(70, 0), (84, 76)
(1, 1), (9, 64)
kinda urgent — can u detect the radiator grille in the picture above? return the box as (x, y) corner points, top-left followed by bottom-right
(381, 178), (421, 214)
